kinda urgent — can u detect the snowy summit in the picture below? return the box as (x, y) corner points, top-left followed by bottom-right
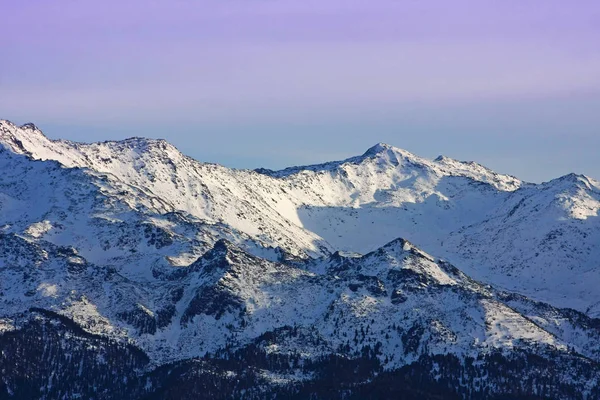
(1, 119), (600, 399)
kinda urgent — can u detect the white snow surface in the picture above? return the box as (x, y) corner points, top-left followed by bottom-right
(1, 119), (600, 367)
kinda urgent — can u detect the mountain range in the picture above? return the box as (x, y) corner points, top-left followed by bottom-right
(1, 119), (599, 399)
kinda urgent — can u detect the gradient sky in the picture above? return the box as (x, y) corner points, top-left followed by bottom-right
(1, 0), (599, 182)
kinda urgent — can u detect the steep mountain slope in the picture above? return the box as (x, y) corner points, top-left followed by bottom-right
(262, 142), (600, 314)
(9, 223), (598, 368)
(2, 119), (599, 315)
(2, 237), (600, 398)
(445, 173), (600, 315)
(3, 119), (600, 310)
(1, 119), (600, 398)
(0, 121), (330, 259)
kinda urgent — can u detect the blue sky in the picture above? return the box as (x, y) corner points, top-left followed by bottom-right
(1, 0), (599, 182)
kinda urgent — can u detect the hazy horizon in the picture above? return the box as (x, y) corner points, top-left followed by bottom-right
(2, 0), (599, 182)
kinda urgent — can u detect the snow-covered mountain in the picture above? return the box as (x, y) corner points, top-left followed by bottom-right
(2, 120), (598, 313)
(1, 119), (599, 399)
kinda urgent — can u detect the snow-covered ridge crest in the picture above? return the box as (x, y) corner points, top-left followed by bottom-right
(257, 141), (523, 192)
(0, 119), (524, 258)
(1, 119), (599, 317)
(0, 119), (521, 192)
(0, 119), (180, 169)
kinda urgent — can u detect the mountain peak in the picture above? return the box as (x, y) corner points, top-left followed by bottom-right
(362, 237), (414, 260)
(557, 172), (585, 182)
(382, 237), (411, 250)
(0, 119), (51, 156)
(203, 238), (235, 259)
(0, 119), (15, 128)
(354, 143), (431, 172)
(20, 122), (42, 132)
(362, 142), (393, 157)
(192, 239), (264, 273)
(187, 239), (235, 273)
(360, 142), (419, 161)
(0, 120), (46, 139)
(212, 238), (233, 252)
(544, 173), (600, 194)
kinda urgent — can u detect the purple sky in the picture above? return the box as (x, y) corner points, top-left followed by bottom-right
(1, 0), (600, 182)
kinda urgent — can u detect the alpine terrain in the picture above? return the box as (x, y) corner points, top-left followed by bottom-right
(1, 119), (599, 399)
